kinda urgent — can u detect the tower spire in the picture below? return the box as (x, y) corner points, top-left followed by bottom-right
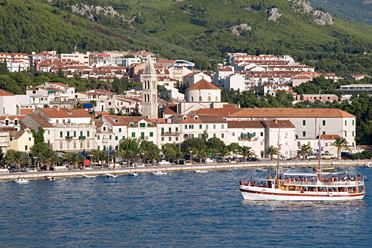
(142, 55), (158, 118)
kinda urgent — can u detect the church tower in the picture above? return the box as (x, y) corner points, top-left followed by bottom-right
(142, 56), (158, 118)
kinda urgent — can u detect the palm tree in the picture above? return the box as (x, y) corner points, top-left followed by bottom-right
(162, 144), (182, 162)
(140, 141), (160, 165)
(297, 144), (312, 160)
(5, 150), (27, 171)
(227, 143), (242, 158)
(332, 137), (350, 160)
(117, 138), (141, 166)
(265, 146), (278, 160)
(63, 152), (83, 169)
(241, 146), (254, 161)
(90, 149), (105, 168)
(219, 146), (231, 162)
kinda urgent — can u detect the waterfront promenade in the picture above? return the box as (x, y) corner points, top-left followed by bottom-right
(0, 159), (370, 182)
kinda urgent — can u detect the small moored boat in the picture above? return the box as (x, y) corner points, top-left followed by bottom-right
(82, 175), (97, 178)
(152, 171), (167, 176)
(105, 173), (117, 178)
(15, 178), (29, 184)
(128, 172), (138, 177)
(194, 170), (208, 174)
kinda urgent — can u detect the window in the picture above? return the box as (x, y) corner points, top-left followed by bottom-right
(60, 131), (63, 138)
(14, 120), (18, 125)
(140, 123), (146, 128)
(141, 132), (145, 140)
(169, 137), (171, 141)
(323, 120), (326, 126)
(131, 132), (135, 138)
(302, 131), (306, 137)
(199, 124), (202, 129)
(221, 133), (224, 138)
(344, 131), (347, 137)
(176, 127), (179, 132)
(352, 120), (355, 126)
(352, 131), (355, 137)
(232, 133), (235, 137)
(206, 125), (209, 129)
(80, 142), (83, 149)
(322, 131), (326, 135)
(213, 124), (216, 129)
(213, 134), (216, 138)
(345, 120), (347, 126)
(161, 128), (165, 134)
(115, 136), (118, 141)
(161, 137), (164, 141)
(25, 145), (28, 151)
(119, 128), (122, 132)
(67, 131), (70, 137)
(74, 131), (76, 137)
(150, 132), (153, 137)
(168, 127), (171, 133)
(176, 137), (179, 141)
(260, 132), (263, 137)
(80, 131), (83, 137)
(87, 131), (90, 137)
(302, 120), (306, 126)
(185, 125), (188, 129)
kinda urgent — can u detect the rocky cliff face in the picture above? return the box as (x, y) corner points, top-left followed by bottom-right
(289, 0), (333, 25)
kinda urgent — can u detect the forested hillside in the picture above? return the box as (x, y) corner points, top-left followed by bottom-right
(310, 0), (372, 24)
(1, 0), (372, 74)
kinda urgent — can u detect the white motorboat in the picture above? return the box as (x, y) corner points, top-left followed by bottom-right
(239, 128), (365, 201)
(194, 170), (208, 174)
(47, 177), (55, 181)
(152, 171), (167, 176)
(105, 173), (118, 178)
(82, 175), (97, 178)
(128, 172), (139, 177)
(15, 178), (29, 184)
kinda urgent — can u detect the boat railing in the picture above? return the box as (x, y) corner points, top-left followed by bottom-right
(279, 179), (364, 187)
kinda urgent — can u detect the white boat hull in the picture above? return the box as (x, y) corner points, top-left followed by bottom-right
(240, 185), (365, 201)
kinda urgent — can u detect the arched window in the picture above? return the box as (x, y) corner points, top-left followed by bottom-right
(199, 96), (202, 102)
(191, 96), (194, 102)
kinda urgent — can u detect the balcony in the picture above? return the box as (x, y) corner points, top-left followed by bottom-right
(65, 136), (73, 141)
(79, 136), (86, 140)
(162, 132), (180, 136)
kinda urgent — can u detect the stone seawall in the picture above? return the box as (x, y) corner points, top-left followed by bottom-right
(0, 160), (370, 182)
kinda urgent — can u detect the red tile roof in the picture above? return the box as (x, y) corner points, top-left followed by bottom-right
(227, 121), (264, 129)
(0, 89), (14, 96)
(229, 108), (354, 118)
(262, 120), (295, 129)
(187, 80), (220, 91)
(40, 108), (91, 118)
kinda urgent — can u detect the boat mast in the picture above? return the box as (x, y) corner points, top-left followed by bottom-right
(275, 127), (281, 188)
(317, 126), (322, 181)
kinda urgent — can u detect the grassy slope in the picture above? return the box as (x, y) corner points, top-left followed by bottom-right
(2, 0), (372, 73)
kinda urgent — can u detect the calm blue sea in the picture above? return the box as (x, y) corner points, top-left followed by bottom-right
(0, 167), (371, 248)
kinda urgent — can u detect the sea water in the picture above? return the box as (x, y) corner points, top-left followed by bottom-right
(0, 167), (370, 247)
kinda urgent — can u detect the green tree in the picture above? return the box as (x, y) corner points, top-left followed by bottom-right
(181, 138), (207, 162)
(297, 144), (312, 160)
(140, 140), (160, 165)
(90, 149), (105, 167)
(241, 146), (254, 161)
(5, 150), (27, 171)
(162, 143), (182, 162)
(117, 138), (141, 166)
(207, 137), (226, 157)
(31, 143), (57, 170)
(63, 152), (83, 169)
(332, 137), (350, 159)
(266, 146), (278, 160)
(227, 143), (242, 156)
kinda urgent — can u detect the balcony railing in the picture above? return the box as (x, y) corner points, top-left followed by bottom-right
(162, 132), (180, 136)
(79, 136), (86, 140)
(65, 136), (73, 141)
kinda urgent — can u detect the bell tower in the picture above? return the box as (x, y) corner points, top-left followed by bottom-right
(142, 56), (158, 118)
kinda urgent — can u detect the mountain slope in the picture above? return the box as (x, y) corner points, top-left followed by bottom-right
(309, 0), (372, 24)
(1, 0), (372, 75)
(0, 0), (131, 52)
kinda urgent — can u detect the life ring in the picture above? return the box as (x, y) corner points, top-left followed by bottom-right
(328, 192), (333, 197)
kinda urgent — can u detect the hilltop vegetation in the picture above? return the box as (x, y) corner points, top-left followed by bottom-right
(310, 0), (372, 24)
(1, 0), (372, 74)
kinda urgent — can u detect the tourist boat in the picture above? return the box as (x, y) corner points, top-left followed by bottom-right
(128, 172), (139, 177)
(152, 171), (167, 176)
(82, 175), (97, 179)
(15, 178), (30, 184)
(239, 129), (365, 201)
(105, 173), (118, 178)
(194, 170), (208, 174)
